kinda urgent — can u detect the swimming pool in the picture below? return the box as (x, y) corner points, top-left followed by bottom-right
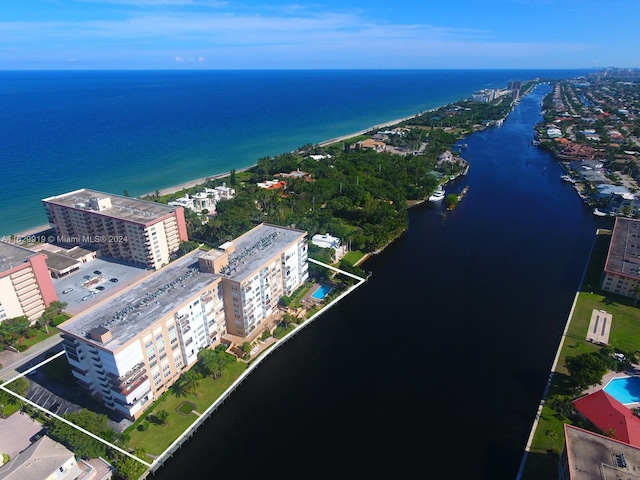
(312, 285), (332, 300)
(603, 376), (640, 404)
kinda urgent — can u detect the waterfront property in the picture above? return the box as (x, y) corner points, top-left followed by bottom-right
(559, 424), (640, 479)
(311, 284), (332, 300)
(58, 223), (309, 420)
(42, 188), (189, 271)
(573, 389), (640, 446)
(199, 223), (309, 338)
(0, 241), (58, 322)
(603, 376), (640, 405)
(600, 218), (640, 299)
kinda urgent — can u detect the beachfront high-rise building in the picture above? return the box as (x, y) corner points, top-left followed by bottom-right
(0, 241), (58, 322)
(58, 223), (309, 419)
(601, 218), (640, 299)
(42, 189), (188, 271)
(199, 223), (309, 337)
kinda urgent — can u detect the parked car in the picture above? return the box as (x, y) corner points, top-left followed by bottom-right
(81, 295), (92, 301)
(109, 278), (118, 283)
(83, 275), (91, 280)
(62, 288), (73, 294)
(94, 270), (102, 275)
(96, 286), (105, 291)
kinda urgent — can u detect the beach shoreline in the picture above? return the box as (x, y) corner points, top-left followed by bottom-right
(152, 112), (428, 197)
(12, 108), (435, 239)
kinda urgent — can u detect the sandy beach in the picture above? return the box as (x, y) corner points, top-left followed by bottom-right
(317, 113), (424, 147)
(12, 112), (425, 238)
(149, 113), (421, 197)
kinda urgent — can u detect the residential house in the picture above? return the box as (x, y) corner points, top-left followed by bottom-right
(0, 435), (82, 480)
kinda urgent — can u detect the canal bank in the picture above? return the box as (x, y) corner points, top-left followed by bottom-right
(150, 84), (607, 480)
(516, 228), (607, 479)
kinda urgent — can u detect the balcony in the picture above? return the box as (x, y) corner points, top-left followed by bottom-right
(114, 375), (149, 398)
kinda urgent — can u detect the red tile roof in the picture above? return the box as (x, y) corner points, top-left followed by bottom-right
(573, 390), (640, 446)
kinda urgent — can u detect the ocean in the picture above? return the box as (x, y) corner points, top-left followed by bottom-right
(0, 69), (593, 236)
(1, 70), (603, 478)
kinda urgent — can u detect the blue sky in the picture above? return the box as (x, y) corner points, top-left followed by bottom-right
(1, 0), (638, 69)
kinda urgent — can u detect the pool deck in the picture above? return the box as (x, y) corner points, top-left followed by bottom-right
(583, 365), (640, 408)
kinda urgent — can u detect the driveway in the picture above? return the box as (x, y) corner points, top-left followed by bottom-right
(0, 412), (43, 458)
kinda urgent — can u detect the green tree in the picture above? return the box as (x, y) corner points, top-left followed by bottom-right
(242, 342), (252, 359)
(631, 284), (640, 306)
(545, 429), (558, 452)
(178, 369), (202, 396)
(113, 448), (147, 480)
(198, 348), (231, 379)
(5, 377), (28, 397)
(0, 316), (30, 345)
(565, 352), (609, 392)
(47, 410), (115, 459)
(155, 409), (169, 425)
(444, 193), (459, 208)
(548, 394), (575, 418)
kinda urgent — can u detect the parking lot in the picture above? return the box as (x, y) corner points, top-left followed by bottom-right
(25, 376), (80, 417)
(52, 257), (148, 313)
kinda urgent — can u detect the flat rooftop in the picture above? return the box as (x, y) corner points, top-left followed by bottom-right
(42, 188), (180, 225)
(605, 218), (640, 280)
(0, 241), (40, 275)
(564, 424), (640, 479)
(219, 224), (306, 283)
(59, 251), (220, 351)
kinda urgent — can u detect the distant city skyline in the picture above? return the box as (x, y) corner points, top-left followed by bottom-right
(1, 0), (638, 70)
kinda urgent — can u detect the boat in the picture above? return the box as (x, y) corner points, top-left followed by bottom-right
(560, 174), (576, 184)
(593, 208), (608, 217)
(429, 186), (445, 202)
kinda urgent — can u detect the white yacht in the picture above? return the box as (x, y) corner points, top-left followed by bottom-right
(429, 186), (445, 202)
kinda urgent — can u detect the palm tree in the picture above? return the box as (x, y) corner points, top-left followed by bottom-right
(545, 429), (557, 452)
(179, 370), (202, 396)
(631, 284), (640, 306)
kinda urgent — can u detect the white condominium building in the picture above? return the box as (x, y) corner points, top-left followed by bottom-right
(59, 250), (226, 420)
(59, 223), (308, 419)
(42, 189), (189, 270)
(199, 223), (309, 337)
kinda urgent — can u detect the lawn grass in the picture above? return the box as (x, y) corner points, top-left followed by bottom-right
(341, 250), (364, 265)
(521, 230), (640, 478)
(17, 326), (59, 349)
(127, 360), (247, 456)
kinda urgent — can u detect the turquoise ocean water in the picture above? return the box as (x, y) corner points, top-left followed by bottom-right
(0, 69), (592, 235)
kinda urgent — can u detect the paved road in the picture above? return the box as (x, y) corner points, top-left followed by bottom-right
(0, 334), (63, 382)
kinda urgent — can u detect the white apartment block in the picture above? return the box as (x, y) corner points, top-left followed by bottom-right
(199, 223), (309, 337)
(42, 189), (189, 270)
(59, 250), (226, 420)
(59, 223), (308, 419)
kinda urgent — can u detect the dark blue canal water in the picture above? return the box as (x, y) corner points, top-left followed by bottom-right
(151, 85), (611, 479)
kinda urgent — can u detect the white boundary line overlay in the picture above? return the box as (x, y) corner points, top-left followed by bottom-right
(0, 258), (365, 470)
